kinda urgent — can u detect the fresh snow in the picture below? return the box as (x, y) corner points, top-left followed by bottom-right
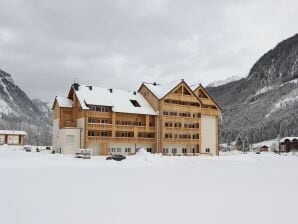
(75, 85), (156, 115)
(0, 130), (27, 135)
(55, 96), (73, 108)
(0, 146), (298, 224)
(266, 88), (298, 117)
(254, 85), (275, 96)
(207, 75), (242, 87)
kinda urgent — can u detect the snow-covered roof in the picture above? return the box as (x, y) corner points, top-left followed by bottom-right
(280, 137), (298, 142)
(143, 80), (187, 99)
(55, 96), (73, 108)
(0, 130), (27, 135)
(74, 85), (156, 115)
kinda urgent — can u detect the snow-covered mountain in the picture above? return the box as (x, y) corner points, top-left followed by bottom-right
(207, 75), (242, 87)
(207, 33), (298, 144)
(0, 69), (52, 144)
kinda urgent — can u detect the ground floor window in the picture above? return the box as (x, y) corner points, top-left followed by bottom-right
(125, 148), (131, 153)
(163, 148), (168, 154)
(66, 135), (75, 145)
(117, 148), (121, 153)
(182, 148), (187, 153)
(172, 148), (177, 154)
(206, 148), (210, 153)
(109, 148), (116, 153)
(146, 148), (152, 153)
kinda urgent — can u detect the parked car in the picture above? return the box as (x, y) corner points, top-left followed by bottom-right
(81, 150), (91, 159)
(74, 152), (83, 158)
(106, 155), (126, 161)
(23, 146), (31, 152)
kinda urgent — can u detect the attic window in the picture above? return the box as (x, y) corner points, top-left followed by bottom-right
(130, 100), (141, 107)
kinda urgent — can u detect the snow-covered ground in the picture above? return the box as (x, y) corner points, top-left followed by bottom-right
(0, 146), (298, 224)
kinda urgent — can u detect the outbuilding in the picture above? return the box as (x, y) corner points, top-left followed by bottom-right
(0, 130), (27, 145)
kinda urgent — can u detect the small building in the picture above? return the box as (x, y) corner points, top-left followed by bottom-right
(279, 137), (298, 152)
(0, 130), (27, 145)
(259, 145), (269, 152)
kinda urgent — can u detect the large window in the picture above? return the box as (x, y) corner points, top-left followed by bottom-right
(66, 135), (75, 145)
(89, 105), (110, 112)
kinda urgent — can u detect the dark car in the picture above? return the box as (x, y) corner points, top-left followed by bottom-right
(106, 155), (126, 161)
(23, 146), (31, 152)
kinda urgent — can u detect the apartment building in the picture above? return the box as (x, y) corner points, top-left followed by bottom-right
(139, 80), (221, 156)
(52, 80), (221, 156)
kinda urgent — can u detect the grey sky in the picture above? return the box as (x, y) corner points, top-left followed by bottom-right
(0, 0), (298, 102)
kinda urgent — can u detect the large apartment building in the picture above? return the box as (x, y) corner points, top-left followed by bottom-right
(52, 80), (221, 156)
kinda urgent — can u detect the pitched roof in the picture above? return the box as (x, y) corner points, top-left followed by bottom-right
(192, 84), (222, 111)
(74, 85), (156, 115)
(0, 130), (27, 135)
(141, 79), (195, 100)
(55, 96), (73, 108)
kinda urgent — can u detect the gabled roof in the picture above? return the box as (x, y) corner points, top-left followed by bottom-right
(140, 80), (183, 99)
(0, 130), (27, 135)
(139, 80), (202, 104)
(53, 96), (73, 109)
(192, 84), (222, 111)
(73, 85), (156, 115)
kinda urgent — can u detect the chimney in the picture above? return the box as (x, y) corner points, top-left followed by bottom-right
(109, 88), (113, 93)
(73, 83), (80, 91)
(87, 86), (92, 91)
(153, 82), (157, 86)
(133, 91), (137, 95)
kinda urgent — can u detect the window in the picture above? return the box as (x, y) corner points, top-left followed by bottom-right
(206, 148), (210, 153)
(165, 122), (172, 127)
(147, 148), (152, 153)
(165, 133), (172, 139)
(117, 148), (121, 152)
(174, 122), (182, 128)
(172, 148), (177, 154)
(182, 148), (187, 153)
(125, 148), (131, 153)
(88, 131), (96, 136)
(130, 100), (141, 107)
(88, 118), (96, 123)
(66, 135), (75, 145)
(163, 148), (168, 154)
(136, 121), (142, 126)
(89, 105), (110, 112)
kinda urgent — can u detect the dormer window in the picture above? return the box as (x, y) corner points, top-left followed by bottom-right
(130, 100), (141, 107)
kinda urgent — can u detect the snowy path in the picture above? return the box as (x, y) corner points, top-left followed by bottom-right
(0, 148), (297, 224)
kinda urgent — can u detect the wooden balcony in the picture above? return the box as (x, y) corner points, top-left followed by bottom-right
(87, 123), (112, 130)
(87, 136), (156, 144)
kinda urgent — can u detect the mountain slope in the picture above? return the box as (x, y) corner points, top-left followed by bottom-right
(207, 34), (298, 144)
(0, 69), (52, 145)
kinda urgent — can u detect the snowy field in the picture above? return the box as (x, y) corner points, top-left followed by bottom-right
(0, 146), (298, 224)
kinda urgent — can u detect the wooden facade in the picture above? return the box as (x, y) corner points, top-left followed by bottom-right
(53, 80), (221, 156)
(0, 131), (26, 145)
(138, 80), (221, 155)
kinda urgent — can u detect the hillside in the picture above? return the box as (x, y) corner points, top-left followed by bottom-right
(0, 69), (52, 145)
(207, 33), (298, 143)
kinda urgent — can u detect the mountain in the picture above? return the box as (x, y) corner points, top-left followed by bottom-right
(207, 75), (242, 87)
(207, 33), (298, 144)
(0, 69), (52, 145)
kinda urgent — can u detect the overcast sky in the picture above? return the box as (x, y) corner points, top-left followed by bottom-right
(1, 0), (298, 101)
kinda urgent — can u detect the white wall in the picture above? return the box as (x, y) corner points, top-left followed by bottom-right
(108, 143), (154, 154)
(77, 118), (85, 149)
(59, 128), (81, 154)
(201, 115), (217, 155)
(162, 144), (194, 154)
(52, 119), (60, 151)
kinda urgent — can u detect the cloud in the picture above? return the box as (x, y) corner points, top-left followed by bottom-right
(0, 0), (298, 101)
